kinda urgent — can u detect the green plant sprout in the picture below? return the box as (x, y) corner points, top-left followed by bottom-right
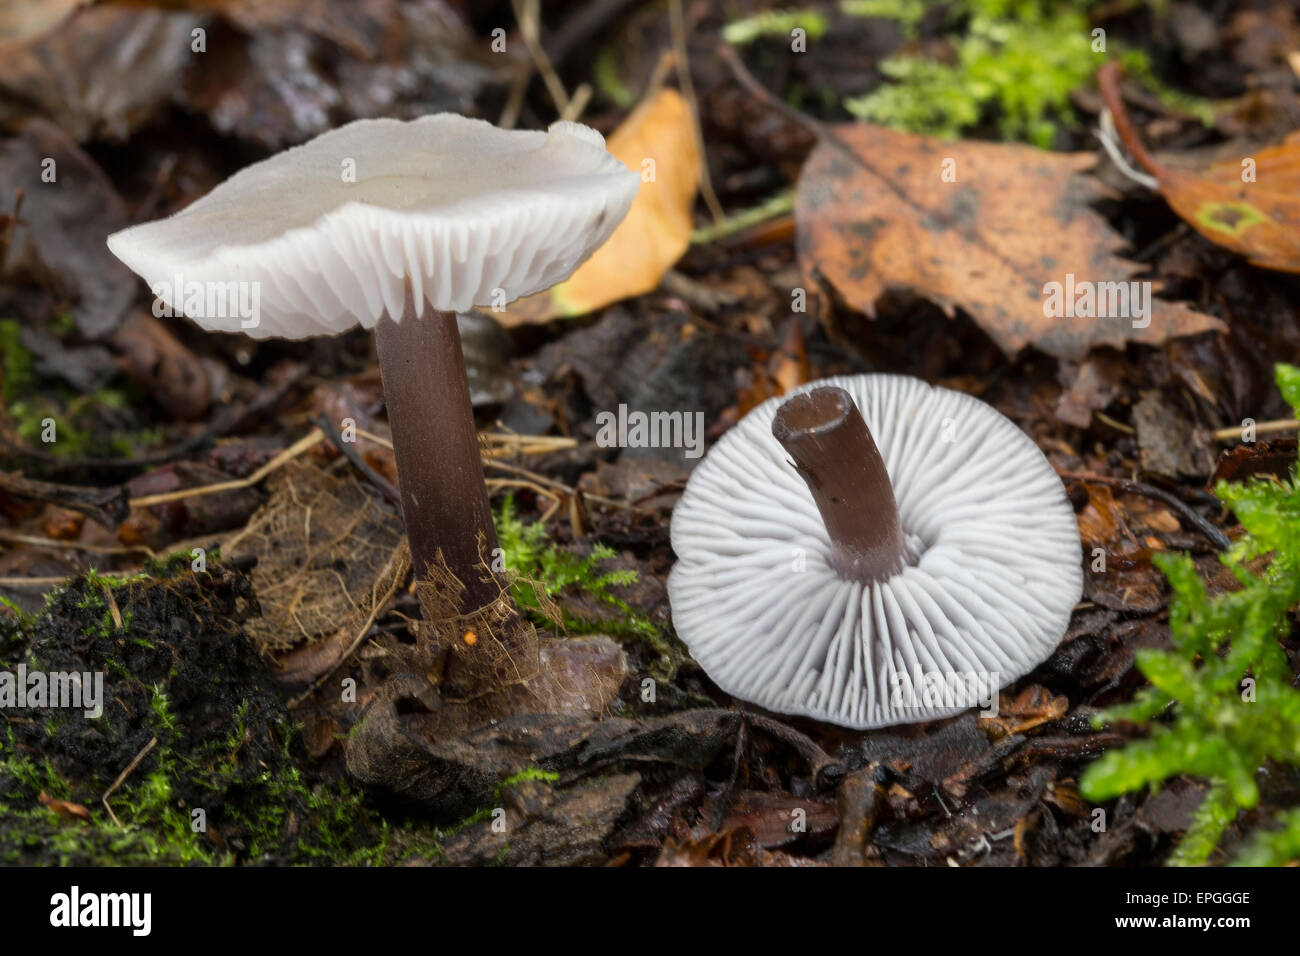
(844, 0), (1211, 147)
(1080, 363), (1300, 866)
(841, 0), (927, 35)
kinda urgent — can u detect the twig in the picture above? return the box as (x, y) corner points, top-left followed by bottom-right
(102, 737), (158, 828)
(0, 575), (73, 589)
(483, 458), (629, 511)
(100, 582), (123, 631)
(691, 189), (795, 245)
(0, 531), (154, 557)
(128, 429), (324, 508)
(561, 83), (593, 123)
(512, 0), (570, 117)
(1057, 470), (1231, 551)
(669, 0), (725, 226)
(352, 425), (576, 459)
(310, 415), (400, 508)
(1213, 419), (1298, 442)
(1095, 108), (1159, 192)
(1095, 61), (1165, 180)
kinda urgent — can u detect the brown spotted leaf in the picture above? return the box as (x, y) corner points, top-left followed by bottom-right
(795, 123), (1221, 359)
(1099, 62), (1300, 273)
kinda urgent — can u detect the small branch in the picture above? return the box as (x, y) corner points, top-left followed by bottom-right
(102, 737), (158, 828)
(128, 429), (324, 509)
(1213, 419), (1298, 442)
(310, 414), (400, 508)
(1095, 61), (1165, 181)
(669, 0), (725, 226)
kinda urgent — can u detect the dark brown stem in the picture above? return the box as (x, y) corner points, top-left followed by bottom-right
(374, 295), (503, 611)
(1096, 61), (1166, 180)
(772, 386), (905, 584)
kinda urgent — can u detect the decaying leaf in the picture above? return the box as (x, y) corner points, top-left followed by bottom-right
(0, 119), (137, 338)
(224, 460), (409, 679)
(38, 790), (92, 822)
(0, 7), (199, 141)
(496, 89), (700, 326)
(1100, 61), (1300, 273)
(1073, 482), (1165, 613)
(0, 0), (88, 43)
(795, 122), (1222, 359)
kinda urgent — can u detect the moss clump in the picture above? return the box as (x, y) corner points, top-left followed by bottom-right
(847, 0), (1099, 147)
(1080, 364), (1300, 866)
(0, 561), (391, 865)
(723, 8), (831, 45)
(494, 496), (684, 677)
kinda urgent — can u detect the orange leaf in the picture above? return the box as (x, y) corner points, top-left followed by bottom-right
(496, 89), (701, 326)
(1099, 62), (1300, 273)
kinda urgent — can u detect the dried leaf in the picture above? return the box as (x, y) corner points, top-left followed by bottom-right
(1100, 62), (1300, 273)
(0, 119), (137, 338)
(795, 123), (1221, 359)
(38, 790), (91, 822)
(224, 460), (408, 658)
(497, 89), (700, 325)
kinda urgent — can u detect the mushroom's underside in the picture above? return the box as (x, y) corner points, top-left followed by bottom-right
(668, 374), (1083, 730)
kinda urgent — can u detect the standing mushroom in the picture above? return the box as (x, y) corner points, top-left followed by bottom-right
(106, 115), (639, 707)
(668, 375), (1082, 730)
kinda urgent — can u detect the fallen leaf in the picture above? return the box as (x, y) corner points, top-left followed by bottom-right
(1132, 389), (1215, 478)
(1073, 483), (1165, 613)
(0, 119), (137, 338)
(986, 685), (1069, 737)
(497, 89), (699, 325)
(794, 122), (1221, 359)
(224, 460), (409, 659)
(0, 0), (88, 42)
(1100, 61), (1300, 273)
(38, 790), (91, 822)
(0, 7), (199, 141)
(1211, 438), (1297, 484)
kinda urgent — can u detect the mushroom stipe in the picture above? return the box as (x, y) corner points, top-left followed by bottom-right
(106, 114), (639, 720)
(669, 374), (1083, 731)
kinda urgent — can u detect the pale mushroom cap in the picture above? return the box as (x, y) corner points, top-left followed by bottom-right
(668, 374), (1083, 730)
(106, 115), (639, 339)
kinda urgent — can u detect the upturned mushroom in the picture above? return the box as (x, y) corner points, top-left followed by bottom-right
(106, 115), (638, 704)
(668, 374), (1082, 730)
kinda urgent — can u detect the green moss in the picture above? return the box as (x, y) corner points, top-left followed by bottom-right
(0, 563), (406, 866)
(1232, 807), (1300, 866)
(847, 0), (1099, 147)
(841, 0), (927, 35)
(495, 496), (684, 677)
(844, 0), (1212, 147)
(723, 8), (830, 45)
(1080, 364), (1300, 866)
(0, 319), (33, 404)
